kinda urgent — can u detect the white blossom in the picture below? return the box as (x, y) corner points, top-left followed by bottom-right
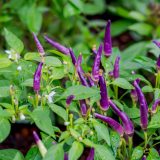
(47, 91), (56, 103)
(17, 66), (22, 71)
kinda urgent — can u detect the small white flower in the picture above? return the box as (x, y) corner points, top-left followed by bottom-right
(63, 61), (68, 65)
(19, 113), (25, 120)
(17, 66), (22, 71)
(5, 50), (12, 54)
(47, 91), (56, 103)
(64, 121), (70, 126)
(8, 54), (12, 59)
(12, 115), (16, 123)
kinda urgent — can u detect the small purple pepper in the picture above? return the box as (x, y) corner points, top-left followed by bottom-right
(80, 100), (87, 116)
(86, 148), (94, 160)
(32, 33), (45, 56)
(33, 62), (43, 93)
(69, 48), (77, 65)
(44, 35), (69, 55)
(92, 44), (103, 81)
(66, 95), (75, 107)
(156, 55), (160, 71)
(104, 20), (112, 57)
(153, 40), (160, 48)
(99, 70), (109, 111)
(109, 100), (134, 136)
(87, 75), (95, 87)
(133, 79), (148, 130)
(152, 99), (160, 113)
(33, 131), (47, 157)
(113, 56), (120, 79)
(76, 55), (89, 87)
(94, 113), (124, 136)
(64, 153), (68, 160)
(142, 155), (146, 160)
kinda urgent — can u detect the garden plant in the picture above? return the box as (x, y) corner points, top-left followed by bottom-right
(1, 1), (160, 160)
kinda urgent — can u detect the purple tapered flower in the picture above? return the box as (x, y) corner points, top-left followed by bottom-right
(109, 100), (134, 136)
(153, 40), (160, 48)
(156, 55), (160, 70)
(33, 131), (47, 157)
(142, 155), (146, 160)
(94, 113), (124, 136)
(86, 148), (94, 160)
(64, 153), (68, 160)
(152, 99), (160, 113)
(69, 48), (77, 65)
(66, 95), (75, 107)
(104, 20), (112, 57)
(87, 75), (95, 87)
(32, 33), (45, 56)
(113, 56), (120, 79)
(92, 44), (103, 81)
(76, 54), (89, 87)
(33, 62), (43, 93)
(80, 100), (87, 116)
(44, 35), (69, 55)
(99, 70), (109, 111)
(133, 79), (148, 130)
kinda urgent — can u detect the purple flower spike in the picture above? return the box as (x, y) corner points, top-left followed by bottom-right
(80, 100), (87, 116)
(64, 153), (68, 160)
(92, 44), (103, 81)
(142, 155), (146, 160)
(32, 33), (45, 56)
(69, 48), (77, 65)
(133, 79), (148, 130)
(32, 131), (47, 157)
(44, 35), (69, 55)
(156, 55), (160, 70)
(76, 55), (89, 87)
(99, 70), (109, 111)
(88, 76), (95, 87)
(113, 56), (120, 79)
(104, 20), (112, 57)
(94, 113), (124, 136)
(66, 95), (75, 107)
(33, 131), (40, 143)
(87, 148), (94, 160)
(109, 100), (134, 136)
(153, 40), (160, 48)
(33, 62), (43, 93)
(152, 99), (160, 113)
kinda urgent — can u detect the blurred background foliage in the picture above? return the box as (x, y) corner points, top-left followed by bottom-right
(1, 0), (160, 58)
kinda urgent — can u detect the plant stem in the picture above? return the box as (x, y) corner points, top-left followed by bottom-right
(35, 92), (39, 107)
(128, 137), (133, 158)
(144, 131), (148, 148)
(114, 85), (118, 99)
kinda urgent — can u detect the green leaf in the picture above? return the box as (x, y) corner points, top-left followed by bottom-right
(82, 139), (96, 148)
(27, 4), (42, 34)
(129, 23), (153, 36)
(59, 131), (70, 142)
(110, 131), (120, 156)
(95, 145), (115, 160)
(147, 148), (159, 160)
(154, 88), (160, 100)
(4, 28), (24, 53)
(0, 118), (11, 142)
(0, 149), (24, 160)
(142, 86), (153, 93)
(131, 146), (143, 160)
(112, 78), (134, 89)
(21, 78), (33, 87)
(148, 111), (160, 129)
(60, 85), (99, 100)
(31, 108), (55, 137)
(69, 141), (84, 160)
(50, 67), (65, 80)
(0, 86), (10, 97)
(0, 58), (12, 69)
(0, 107), (11, 118)
(49, 104), (67, 121)
(25, 146), (42, 160)
(43, 144), (64, 160)
(124, 107), (140, 119)
(91, 119), (110, 146)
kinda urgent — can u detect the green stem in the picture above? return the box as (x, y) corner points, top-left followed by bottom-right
(128, 137), (133, 158)
(144, 131), (148, 148)
(114, 85), (118, 99)
(35, 92), (39, 107)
